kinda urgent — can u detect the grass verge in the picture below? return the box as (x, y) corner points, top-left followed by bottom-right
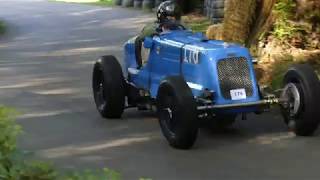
(267, 53), (320, 90)
(52, 0), (114, 7)
(0, 106), (152, 180)
(269, 60), (295, 90)
(182, 13), (211, 33)
(0, 21), (6, 35)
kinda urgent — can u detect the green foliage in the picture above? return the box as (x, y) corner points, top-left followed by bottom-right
(0, 106), (57, 180)
(0, 107), (21, 157)
(270, 55), (294, 89)
(62, 168), (121, 180)
(182, 15), (211, 33)
(0, 21), (5, 35)
(1, 160), (122, 180)
(272, 0), (300, 42)
(188, 19), (211, 33)
(0, 106), (123, 180)
(0, 160), (58, 180)
(99, 0), (112, 3)
(273, 0), (295, 18)
(272, 20), (302, 41)
(50, 0), (114, 6)
(95, 0), (114, 6)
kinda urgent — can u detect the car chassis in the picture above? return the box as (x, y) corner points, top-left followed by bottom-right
(92, 28), (320, 149)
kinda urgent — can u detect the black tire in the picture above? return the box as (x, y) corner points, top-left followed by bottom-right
(157, 76), (198, 149)
(281, 64), (320, 136)
(92, 55), (125, 119)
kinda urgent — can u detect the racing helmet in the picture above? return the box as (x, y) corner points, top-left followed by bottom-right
(156, 1), (182, 23)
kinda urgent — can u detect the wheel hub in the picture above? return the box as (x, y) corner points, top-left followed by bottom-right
(163, 108), (173, 124)
(97, 83), (106, 110)
(281, 83), (301, 116)
(164, 108), (172, 119)
(161, 107), (175, 133)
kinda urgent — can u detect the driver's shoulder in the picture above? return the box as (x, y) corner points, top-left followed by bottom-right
(142, 22), (159, 30)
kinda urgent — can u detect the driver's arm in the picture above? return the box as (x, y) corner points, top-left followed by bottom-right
(139, 22), (159, 39)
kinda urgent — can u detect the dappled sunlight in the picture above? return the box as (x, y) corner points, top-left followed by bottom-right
(13, 32), (36, 41)
(69, 8), (112, 16)
(0, 67), (13, 72)
(81, 20), (101, 26)
(0, 43), (13, 48)
(0, 1), (159, 172)
(42, 38), (100, 46)
(19, 110), (71, 119)
(18, 45), (121, 57)
(39, 136), (153, 158)
(77, 60), (94, 65)
(247, 132), (295, 145)
(0, 77), (62, 89)
(33, 88), (80, 95)
(0, 61), (45, 67)
(1, 38), (104, 51)
(104, 16), (153, 30)
(30, 14), (46, 18)
(0, 81), (48, 89)
(56, 0), (99, 2)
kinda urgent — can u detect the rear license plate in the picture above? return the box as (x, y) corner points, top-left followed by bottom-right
(230, 89), (247, 100)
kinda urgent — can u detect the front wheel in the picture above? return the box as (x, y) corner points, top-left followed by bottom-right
(157, 76), (198, 149)
(280, 64), (320, 136)
(92, 55), (125, 119)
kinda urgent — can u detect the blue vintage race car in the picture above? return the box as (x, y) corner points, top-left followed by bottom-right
(92, 26), (320, 149)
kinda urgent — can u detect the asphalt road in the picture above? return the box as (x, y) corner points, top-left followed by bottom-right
(1, 1), (320, 179)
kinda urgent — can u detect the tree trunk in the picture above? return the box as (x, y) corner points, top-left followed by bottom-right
(222, 0), (257, 44)
(246, 0), (277, 47)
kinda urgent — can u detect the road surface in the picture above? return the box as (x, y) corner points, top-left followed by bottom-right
(0, 0), (320, 179)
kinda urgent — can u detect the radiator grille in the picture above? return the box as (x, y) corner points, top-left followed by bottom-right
(217, 57), (253, 99)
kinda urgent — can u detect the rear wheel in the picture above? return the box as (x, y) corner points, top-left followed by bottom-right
(92, 55), (125, 119)
(157, 76), (198, 149)
(280, 64), (320, 136)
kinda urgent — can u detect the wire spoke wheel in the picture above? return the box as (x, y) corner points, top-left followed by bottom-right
(280, 83), (303, 130)
(280, 64), (320, 136)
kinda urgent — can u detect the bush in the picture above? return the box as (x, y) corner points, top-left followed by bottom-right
(0, 106), (123, 180)
(62, 168), (121, 180)
(272, 0), (306, 44)
(270, 57), (294, 89)
(0, 107), (21, 157)
(182, 14), (211, 33)
(0, 21), (5, 34)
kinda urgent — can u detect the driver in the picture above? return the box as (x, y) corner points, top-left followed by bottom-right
(135, 1), (182, 68)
